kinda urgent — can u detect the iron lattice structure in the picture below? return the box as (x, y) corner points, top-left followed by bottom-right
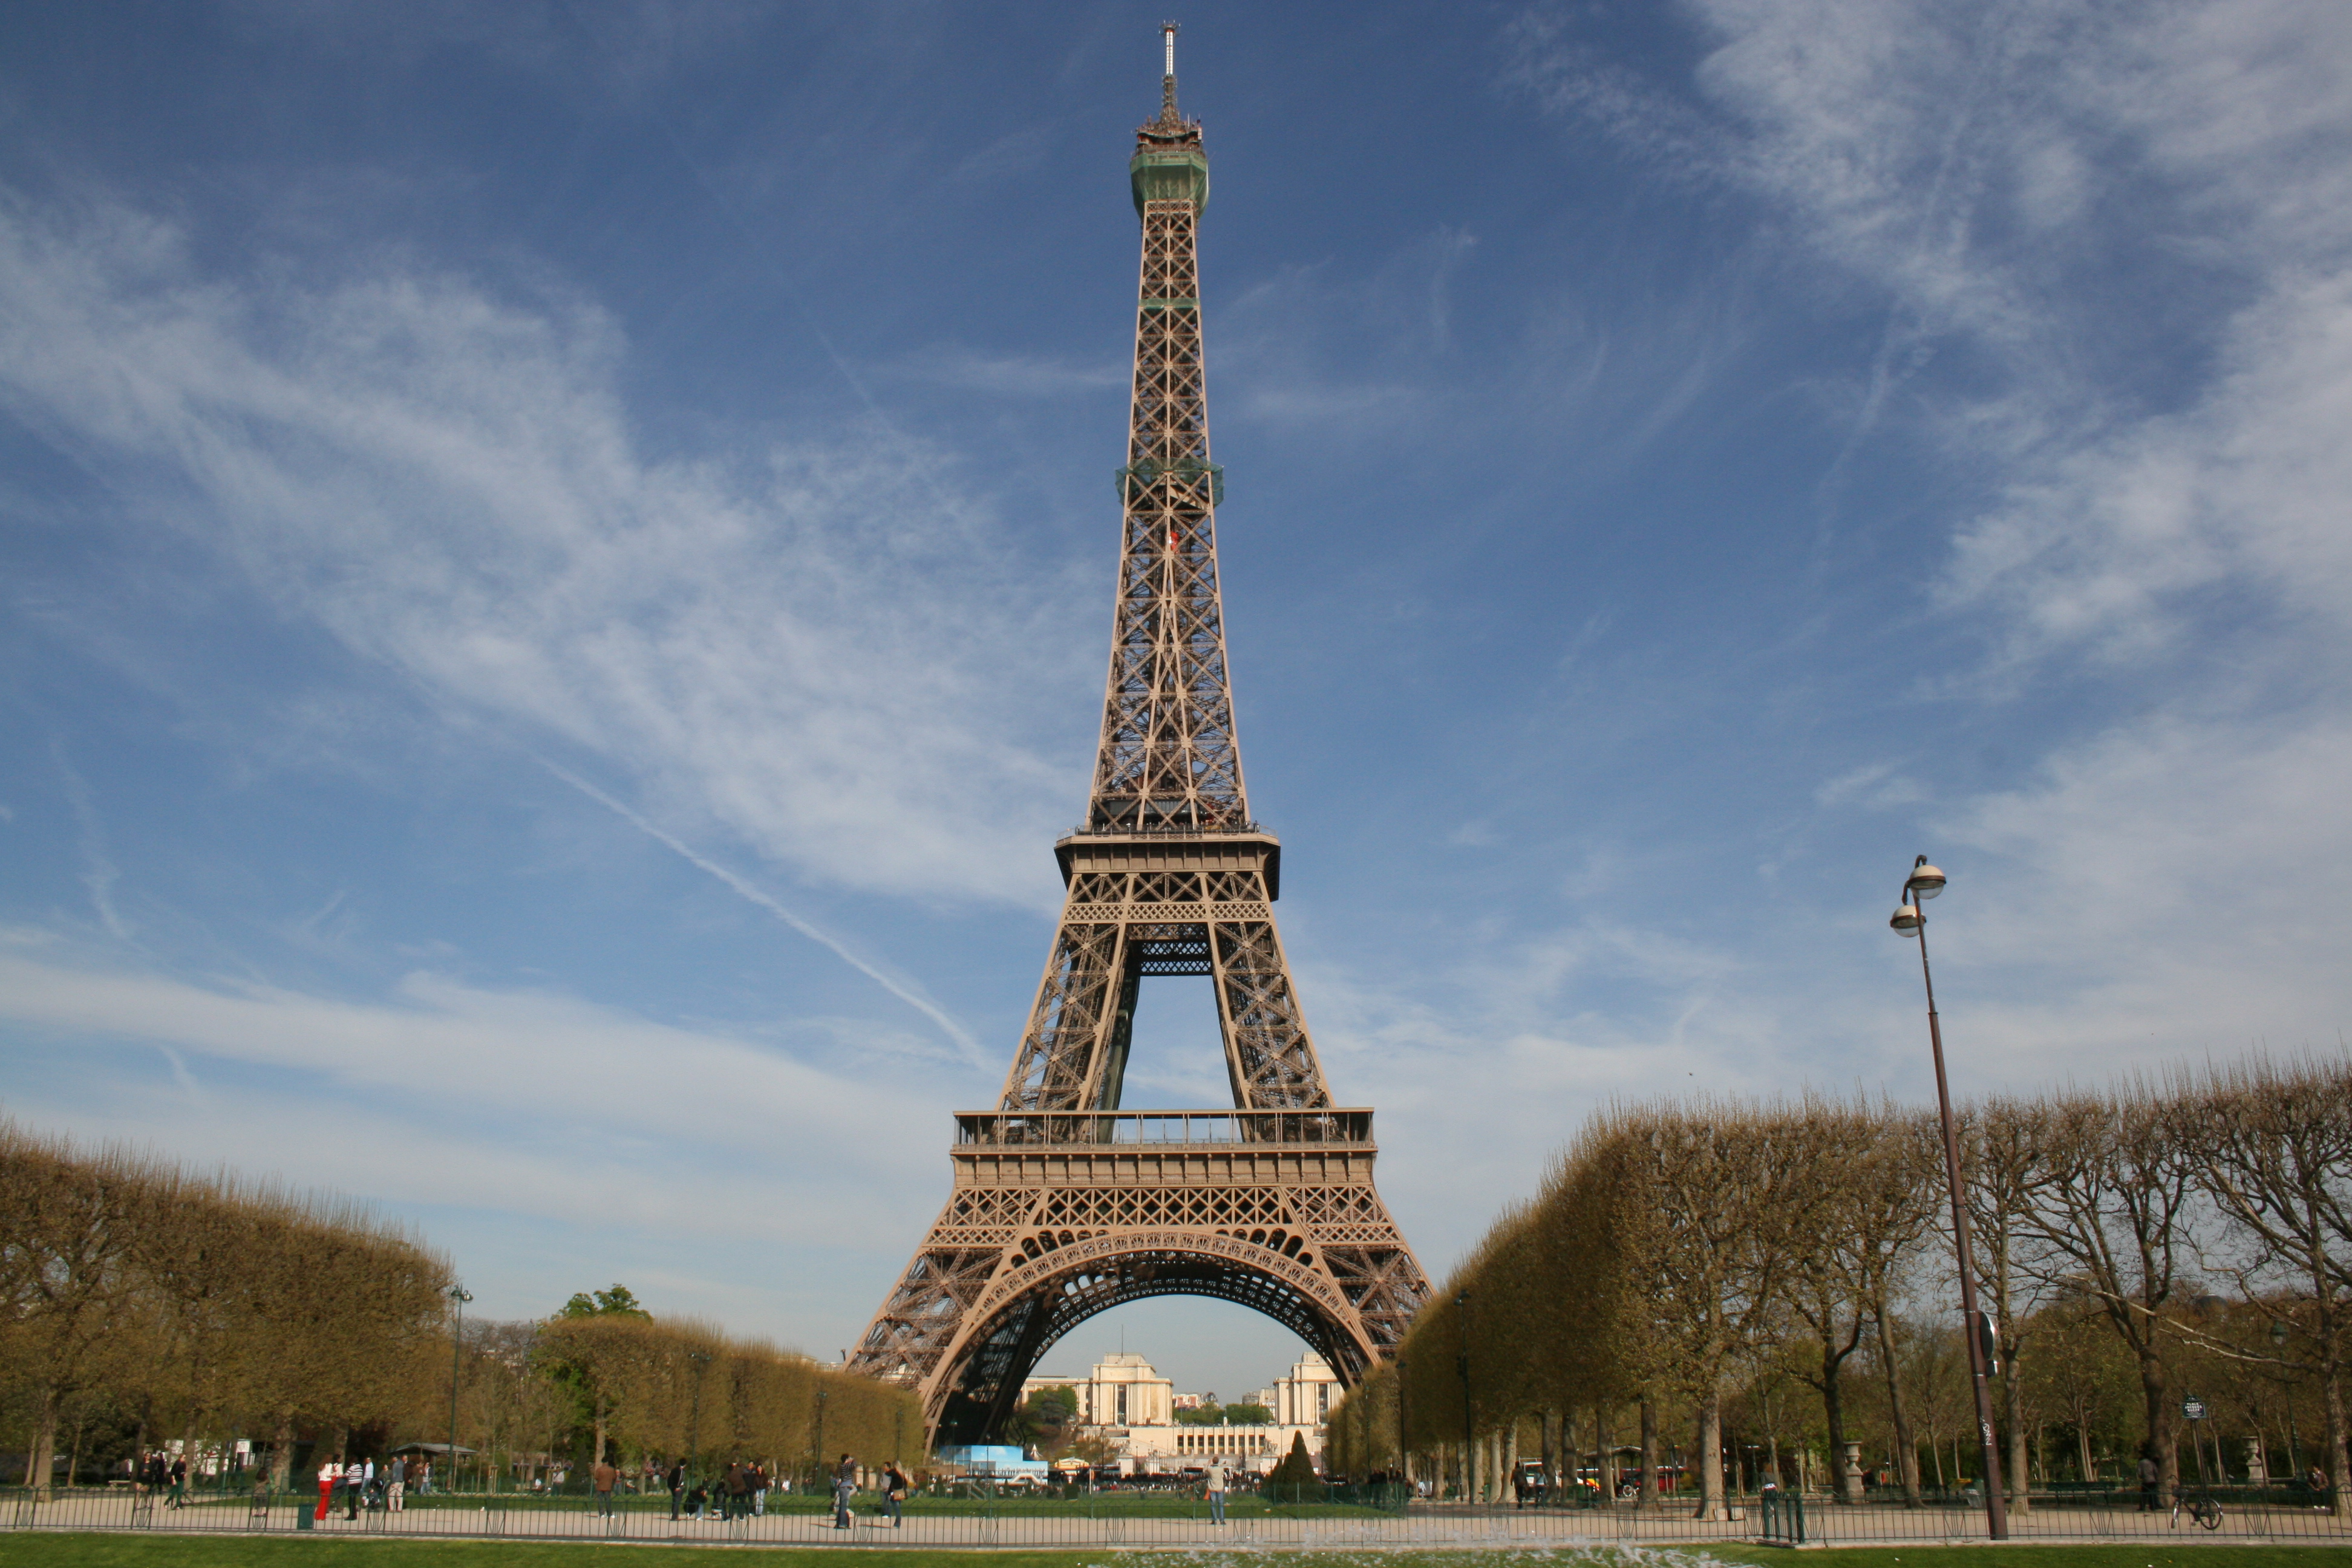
(851, 41), (1429, 1446)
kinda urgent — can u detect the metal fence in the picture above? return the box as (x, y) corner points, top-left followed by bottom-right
(4, 1481), (2345, 1548)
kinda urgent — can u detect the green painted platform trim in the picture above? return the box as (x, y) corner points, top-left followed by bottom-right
(1115, 461), (1225, 506)
(1131, 148), (1210, 216)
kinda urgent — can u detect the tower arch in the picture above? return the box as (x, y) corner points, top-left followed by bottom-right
(924, 1230), (1365, 1445)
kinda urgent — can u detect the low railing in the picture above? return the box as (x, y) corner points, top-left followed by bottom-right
(956, 1109), (1375, 1148)
(1759, 1488), (1806, 1544)
(4, 1482), (2345, 1547)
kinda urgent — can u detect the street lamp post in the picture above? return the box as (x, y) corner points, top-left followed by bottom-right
(1890, 855), (2010, 1540)
(1455, 1291), (1475, 1504)
(445, 1286), (472, 1494)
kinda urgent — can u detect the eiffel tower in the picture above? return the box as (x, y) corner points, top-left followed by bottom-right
(850, 27), (1429, 1445)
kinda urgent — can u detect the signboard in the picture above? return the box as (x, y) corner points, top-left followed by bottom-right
(2181, 1397), (2207, 1422)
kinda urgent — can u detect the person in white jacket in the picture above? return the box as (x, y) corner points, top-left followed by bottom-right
(1203, 1459), (1229, 1525)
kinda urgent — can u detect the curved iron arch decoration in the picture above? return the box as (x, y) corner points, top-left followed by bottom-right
(927, 1230), (1368, 1446)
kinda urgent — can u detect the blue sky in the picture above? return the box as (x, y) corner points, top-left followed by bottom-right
(4, 0), (2349, 1402)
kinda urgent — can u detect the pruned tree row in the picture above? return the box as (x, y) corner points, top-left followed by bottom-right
(1, 1121), (918, 1492)
(520, 1308), (920, 1480)
(1325, 1056), (2351, 1521)
(0, 1118), (451, 1495)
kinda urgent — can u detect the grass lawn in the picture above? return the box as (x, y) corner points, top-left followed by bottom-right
(4, 1538), (2351, 1568)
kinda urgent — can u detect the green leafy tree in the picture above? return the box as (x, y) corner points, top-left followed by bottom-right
(1267, 1431), (1320, 1488)
(1006, 1385), (1077, 1452)
(558, 1285), (650, 1319)
(1224, 1401), (1273, 1425)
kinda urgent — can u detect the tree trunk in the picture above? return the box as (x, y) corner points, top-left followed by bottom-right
(269, 1412), (295, 1491)
(2138, 1348), (2178, 1497)
(1639, 1397), (1658, 1508)
(1697, 1392), (1726, 1520)
(25, 1384), (60, 1499)
(183, 1389), (205, 1500)
(2324, 1367), (2350, 1521)
(1874, 1301), (1922, 1504)
(131, 1393), (152, 1484)
(1596, 1403), (1616, 1498)
(2005, 1366), (2031, 1511)
(2074, 1417), (2094, 1483)
(67, 1406), (90, 1491)
(1821, 1335), (1851, 1498)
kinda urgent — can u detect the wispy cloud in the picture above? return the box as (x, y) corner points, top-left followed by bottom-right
(1329, 4), (2352, 1252)
(50, 742), (129, 941)
(898, 348), (1126, 397)
(0, 192), (1088, 910)
(0, 950), (944, 1247)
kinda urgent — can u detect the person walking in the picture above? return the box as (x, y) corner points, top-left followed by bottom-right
(1204, 1457), (1229, 1526)
(168, 1454), (188, 1509)
(316, 1455), (340, 1522)
(387, 1460), (405, 1513)
(2138, 1448), (2162, 1512)
(751, 1460), (768, 1517)
(666, 1459), (687, 1521)
(832, 1454), (857, 1529)
(593, 1453), (619, 1517)
(881, 1461), (910, 1529)
(344, 1459), (364, 1520)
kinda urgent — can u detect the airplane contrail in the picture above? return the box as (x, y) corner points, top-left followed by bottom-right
(540, 761), (987, 1067)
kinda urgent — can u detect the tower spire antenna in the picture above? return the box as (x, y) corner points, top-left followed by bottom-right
(1161, 21), (1179, 120)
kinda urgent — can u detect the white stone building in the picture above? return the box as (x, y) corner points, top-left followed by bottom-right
(1021, 1350), (1172, 1428)
(1021, 1350), (1332, 1477)
(1267, 1350), (1342, 1429)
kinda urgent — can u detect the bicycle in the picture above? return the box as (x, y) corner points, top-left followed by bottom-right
(2169, 1486), (2224, 1530)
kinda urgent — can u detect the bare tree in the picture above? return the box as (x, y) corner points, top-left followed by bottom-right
(2171, 1057), (2351, 1517)
(2017, 1084), (2196, 1495)
(1783, 1098), (1930, 1501)
(1854, 1112), (1941, 1504)
(1601, 1102), (1807, 1520)
(0, 1125), (148, 1498)
(1965, 1097), (2068, 1510)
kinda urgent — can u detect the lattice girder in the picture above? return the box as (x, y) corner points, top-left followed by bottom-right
(1091, 194), (1246, 835)
(852, 1123), (1428, 1439)
(847, 57), (1429, 1446)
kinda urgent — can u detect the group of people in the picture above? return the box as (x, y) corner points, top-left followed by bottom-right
(313, 1454), (422, 1520)
(661, 1457), (781, 1520)
(131, 1452), (188, 1508)
(650, 1454), (910, 1528)
(834, 1454), (914, 1529)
